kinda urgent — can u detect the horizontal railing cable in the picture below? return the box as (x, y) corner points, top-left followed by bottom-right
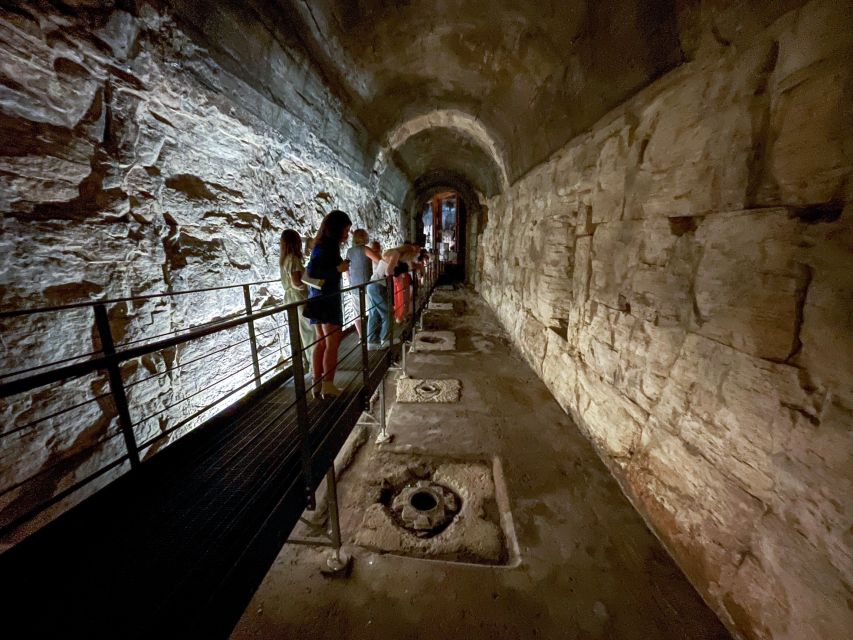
(3, 307), (283, 387)
(1, 392), (112, 440)
(137, 351), (293, 451)
(0, 300), (290, 397)
(0, 348), (105, 382)
(0, 268), (435, 541)
(0, 277), (379, 320)
(137, 368), (302, 487)
(116, 310), (247, 348)
(0, 288), (404, 538)
(0, 282), (379, 398)
(123, 334), (256, 390)
(0, 426), (127, 501)
(131, 348), (281, 429)
(0, 278), (281, 319)
(335, 334), (366, 366)
(0, 454), (130, 538)
(253, 320), (288, 339)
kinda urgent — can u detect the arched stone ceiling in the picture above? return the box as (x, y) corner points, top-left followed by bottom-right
(393, 127), (504, 197)
(385, 109), (509, 192)
(284, 0), (684, 186)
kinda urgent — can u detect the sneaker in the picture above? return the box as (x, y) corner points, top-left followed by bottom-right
(367, 342), (382, 351)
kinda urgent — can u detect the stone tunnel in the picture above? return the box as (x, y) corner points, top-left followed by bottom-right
(0, 1), (851, 639)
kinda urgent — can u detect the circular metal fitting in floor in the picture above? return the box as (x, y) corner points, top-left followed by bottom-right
(390, 480), (461, 537)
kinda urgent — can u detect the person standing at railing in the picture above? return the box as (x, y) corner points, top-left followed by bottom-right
(304, 210), (352, 398)
(345, 229), (377, 340)
(366, 251), (391, 350)
(279, 229), (320, 371)
(368, 240), (381, 263)
(409, 248), (427, 308)
(367, 243), (418, 349)
(416, 249), (429, 285)
(393, 261), (412, 324)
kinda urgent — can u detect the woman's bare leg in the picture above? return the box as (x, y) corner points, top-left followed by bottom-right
(321, 323), (343, 384)
(312, 325), (326, 388)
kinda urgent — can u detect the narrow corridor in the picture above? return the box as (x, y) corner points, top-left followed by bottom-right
(2, 2), (850, 637)
(233, 286), (729, 640)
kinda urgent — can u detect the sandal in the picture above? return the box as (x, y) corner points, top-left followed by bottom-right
(321, 382), (342, 398)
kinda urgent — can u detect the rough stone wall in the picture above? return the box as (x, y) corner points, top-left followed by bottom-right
(477, 1), (852, 638)
(0, 1), (408, 540)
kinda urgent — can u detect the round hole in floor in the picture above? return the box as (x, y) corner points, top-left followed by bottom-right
(410, 490), (438, 512)
(387, 480), (462, 538)
(420, 336), (442, 344)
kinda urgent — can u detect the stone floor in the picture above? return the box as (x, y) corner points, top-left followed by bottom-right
(231, 286), (731, 640)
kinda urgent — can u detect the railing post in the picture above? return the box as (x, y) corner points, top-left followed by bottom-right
(93, 304), (140, 468)
(243, 285), (261, 387)
(326, 466), (342, 551)
(323, 465), (351, 573)
(359, 285), (370, 407)
(286, 305), (316, 510)
(376, 374), (391, 444)
(401, 340), (408, 378)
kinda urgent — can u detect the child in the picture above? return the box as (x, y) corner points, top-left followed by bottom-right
(393, 261), (411, 324)
(279, 229), (315, 370)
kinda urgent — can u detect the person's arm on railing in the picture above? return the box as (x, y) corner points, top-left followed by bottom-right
(384, 249), (400, 275)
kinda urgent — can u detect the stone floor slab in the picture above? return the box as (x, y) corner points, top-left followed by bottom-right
(351, 451), (509, 565)
(396, 378), (462, 403)
(412, 330), (455, 351)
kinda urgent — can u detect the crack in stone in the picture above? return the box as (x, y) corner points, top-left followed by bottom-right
(786, 262), (812, 364)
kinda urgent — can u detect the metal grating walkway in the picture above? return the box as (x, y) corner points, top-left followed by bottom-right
(0, 332), (392, 639)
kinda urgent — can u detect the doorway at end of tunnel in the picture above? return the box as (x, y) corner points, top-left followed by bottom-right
(419, 190), (465, 282)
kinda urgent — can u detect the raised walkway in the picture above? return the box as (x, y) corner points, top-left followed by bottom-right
(0, 269), (436, 639)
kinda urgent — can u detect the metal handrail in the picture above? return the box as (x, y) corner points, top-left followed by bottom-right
(0, 278), (281, 319)
(0, 268), (408, 320)
(0, 252), (442, 541)
(0, 277), (406, 397)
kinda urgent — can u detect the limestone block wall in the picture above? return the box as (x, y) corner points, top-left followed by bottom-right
(0, 1), (408, 540)
(477, 2), (852, 638)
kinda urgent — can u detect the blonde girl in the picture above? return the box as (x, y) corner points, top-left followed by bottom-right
(280, 229), (314, 370)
